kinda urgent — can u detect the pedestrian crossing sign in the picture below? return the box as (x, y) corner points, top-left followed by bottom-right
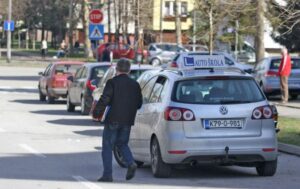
(89, 24), (104, 40)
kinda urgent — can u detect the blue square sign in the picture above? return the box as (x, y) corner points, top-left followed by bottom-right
(89, 24), (104, 40)
(4, 20), (15, 31)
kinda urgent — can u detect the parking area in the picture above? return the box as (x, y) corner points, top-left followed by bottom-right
(0, 66), (299, 189)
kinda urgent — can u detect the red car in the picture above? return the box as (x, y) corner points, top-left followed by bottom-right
(95, 43), (148, 62)
(38, 61), (84, 104)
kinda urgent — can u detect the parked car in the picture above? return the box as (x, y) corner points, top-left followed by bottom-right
(114, 62), (278, 178)
(66, 62), (111, 115)
(253, 57), (300, 99)
(183, 44), (208, 51)
(38, 61), (84, 104)
(148, 43), (188, 66)
(91, 64), (158, 112)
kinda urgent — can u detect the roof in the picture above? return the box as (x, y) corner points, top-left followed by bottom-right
(83, 62), (112, 68)
(53, 61), (84, 65)
(159, 67), (251, 80)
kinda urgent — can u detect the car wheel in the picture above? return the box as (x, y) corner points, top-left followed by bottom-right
(47, 96), (55, 104)
(151, 58), (161, 67)
(67, 94), (75, 112)
(39, 87), (46, 101)
(151, 137), (171, 178)
(256, 159), (277, 176)
(113, 145), (127, 168)
(81, 96), (90, 115)
(291, 94), (298, 100)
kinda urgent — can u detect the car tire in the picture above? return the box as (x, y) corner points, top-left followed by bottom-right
(151, 58), (161, 67)
(291, 94), (298, 100)
(151, 137), (172, 178)
(39, 87), (46, 101)
(81, 96), (90, 115)
(256, 159), (277, 176)
(113, 145), (127, 168)
(67, 94), (75, 112)
(47, 96), (55, 104)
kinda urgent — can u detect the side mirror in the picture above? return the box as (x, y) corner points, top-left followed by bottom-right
(67, 75), (74, 82)
(38, 72), (44, 76)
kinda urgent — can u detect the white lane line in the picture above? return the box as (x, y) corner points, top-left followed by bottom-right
(19, 144), (46, 158)
(0, 86), (13, 89)
(0, 128), (6, 132)
(73, 176), (103, 189)
(20, 86), (37, 90)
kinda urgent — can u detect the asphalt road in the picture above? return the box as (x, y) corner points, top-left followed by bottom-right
(0, 66), (300, 189)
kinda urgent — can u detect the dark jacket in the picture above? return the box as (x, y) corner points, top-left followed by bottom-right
(93, 74), (142, 126)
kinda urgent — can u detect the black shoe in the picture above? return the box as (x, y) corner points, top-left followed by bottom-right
(126, 163), (137, 180)
(97, 176), (113, 182)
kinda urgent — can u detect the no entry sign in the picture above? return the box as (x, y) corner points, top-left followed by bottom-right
(89, 9), (103, 24)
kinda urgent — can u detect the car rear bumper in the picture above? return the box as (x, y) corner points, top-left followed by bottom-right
(159, 134), (278, 164)
(48, 88), (67, 97)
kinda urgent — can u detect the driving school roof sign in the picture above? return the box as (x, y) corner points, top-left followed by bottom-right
(179, 54), (226, 69)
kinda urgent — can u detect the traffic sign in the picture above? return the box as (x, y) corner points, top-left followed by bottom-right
(4, 20), (14, 31)
(89, 9), (103, 24)
(89, 24), (104, 40)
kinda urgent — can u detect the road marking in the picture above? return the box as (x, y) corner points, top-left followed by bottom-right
(0, 86), (13, 89)
(0, 128), (6, 132)
(19, 144), (46, 158)
(73, 176), (103, 189)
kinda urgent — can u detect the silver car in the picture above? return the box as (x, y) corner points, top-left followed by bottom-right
(253, 57), (300, 99)
(115, 67), (278, 178)
(148, 43), (188, 66)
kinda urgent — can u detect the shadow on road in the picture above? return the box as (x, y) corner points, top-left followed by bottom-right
(30, 109), (78, 116)
(74, 129), (103, 137)
(0, 151), (266, 188)
(0, 76), (40, 81)
(47, 118), (99, 127)
(0, 88), (37, 94)
(11, 99), (44, 105)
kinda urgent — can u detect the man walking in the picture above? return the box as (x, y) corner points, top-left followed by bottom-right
(41, 39), (47, 59)
(278, 47), (292, 103)
(93, 58), (143, 182)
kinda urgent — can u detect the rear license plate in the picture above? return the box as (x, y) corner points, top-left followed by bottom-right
(203, 119), (243, 129)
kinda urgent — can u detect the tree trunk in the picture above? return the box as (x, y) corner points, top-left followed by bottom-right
(68, 0), (74, 55)
(83, 0), (93, 58)
(26, 28), (29, 50)
(209, 7), (213, 55)
(175, 0), (182, 45)
(255, 0), (265, 65)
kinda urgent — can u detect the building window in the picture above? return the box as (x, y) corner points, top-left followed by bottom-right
(164, 1), (188, 17)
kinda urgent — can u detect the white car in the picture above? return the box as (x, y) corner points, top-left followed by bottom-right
(114, 57), (278, 178)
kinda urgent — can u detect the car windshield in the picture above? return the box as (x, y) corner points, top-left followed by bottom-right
(270, 58), (300, 69)
(172, 77), (265, 104)
(129, 69), (149, 80)
(91, 66), (110, 79)
(55, 64), (82, 75)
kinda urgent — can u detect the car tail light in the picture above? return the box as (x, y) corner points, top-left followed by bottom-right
(170, 62), (178, 68)
(262, 148), (276, 152)
(164, 107), (195, 121)
(265, 71), (278, 77)
(86, 80), (96, 91)
(252, 105), (273, 119)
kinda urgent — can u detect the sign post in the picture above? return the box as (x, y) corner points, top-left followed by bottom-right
(89, 9), (104, 61)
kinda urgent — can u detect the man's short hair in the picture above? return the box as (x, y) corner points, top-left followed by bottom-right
(116, 58), (131, 73)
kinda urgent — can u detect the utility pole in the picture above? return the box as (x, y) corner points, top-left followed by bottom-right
(255, 0), (265, 65)
(7, 0), (12, 63)
(209, 6), (213, 55)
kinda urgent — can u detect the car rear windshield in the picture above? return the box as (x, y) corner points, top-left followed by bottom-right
(55, 64), (82, 75)
(129, 69), (149, 80)
(172, 77), (265, 104)
(270, 58), (300, 69)
(91, 66), (110, 79)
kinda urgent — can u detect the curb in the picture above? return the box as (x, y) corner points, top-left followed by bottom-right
(273, 103), (300, 110)
(278, 142), (300, 157)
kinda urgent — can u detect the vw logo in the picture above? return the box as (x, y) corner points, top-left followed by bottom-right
(219, 106), (228, 115)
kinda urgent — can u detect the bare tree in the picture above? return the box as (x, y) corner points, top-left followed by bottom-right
(175, 0), (182, 45)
